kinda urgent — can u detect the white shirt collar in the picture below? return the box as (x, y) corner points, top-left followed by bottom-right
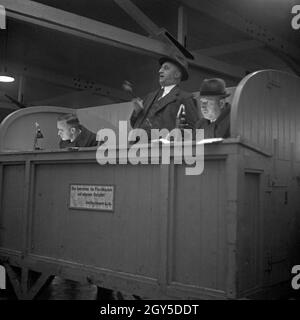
(161, 84), (176, 97)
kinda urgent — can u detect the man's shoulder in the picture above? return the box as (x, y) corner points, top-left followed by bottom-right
(176, 87), (194, 99)
(76, 126), (97, 147)
(80, 126), (97, 140)
(219, 103), (231, 121)
(195, 118), (209, 129)
(59, 140), (72, 148)
(80, 125), (95, 135)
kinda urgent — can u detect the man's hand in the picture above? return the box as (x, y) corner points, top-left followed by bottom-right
(132, 98), (144, 113)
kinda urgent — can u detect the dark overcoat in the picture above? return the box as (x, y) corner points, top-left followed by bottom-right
(130, 86), (198, 136)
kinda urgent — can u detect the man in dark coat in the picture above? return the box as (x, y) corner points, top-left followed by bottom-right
(130, 54), (198, 140)
(195, 78), (231, 139)
(57, 113), (97, 148)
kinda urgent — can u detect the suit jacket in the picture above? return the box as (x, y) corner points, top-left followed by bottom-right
(59, 125), (97, 148)
(195, 103), (231, 139)
(130, 86), (198, 137)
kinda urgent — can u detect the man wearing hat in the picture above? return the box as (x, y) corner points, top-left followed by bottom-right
(195, 78), (231, 139)
(130, 54), (198, 139)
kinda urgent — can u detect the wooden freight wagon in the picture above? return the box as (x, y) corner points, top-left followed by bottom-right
(0, 70), (300, 299)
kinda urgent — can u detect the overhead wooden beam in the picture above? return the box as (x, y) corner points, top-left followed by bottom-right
(10, 63), (130, 101)
(0, 91), (19, 110)
(190, 51), (245, 78)
(184, 0), (300, 62)
(194, 40), (264, 57)
(270, 50), (300, 77)
(113, 0), (160, 36)
(113, 0), (194, 59)
(17, 75), (25, 103)
(2, 0), (245, 78)
(177, 6), (187, 46)
(2, 0), (169, 56)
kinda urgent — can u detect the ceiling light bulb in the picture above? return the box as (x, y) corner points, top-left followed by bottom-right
(0, 75), (15, 83)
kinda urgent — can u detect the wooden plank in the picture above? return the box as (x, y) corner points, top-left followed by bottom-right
(0, 164), (25, 250)
(21, 160), (32, 256)
(31, 162), (161, 278)
(166, 162), (175, 286)
(171, 158), (227, 291)
(158, 162), (171, 291)
(27, 163), (35, 255)
(257, 168), (265, 290)
(225, 152), (240, 298)
(238, 172), (260, 292)
(26, 254), (164, 298)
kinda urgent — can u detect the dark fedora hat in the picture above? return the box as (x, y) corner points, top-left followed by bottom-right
(159, 54), (189, 81)
(200, 78), (230, 97)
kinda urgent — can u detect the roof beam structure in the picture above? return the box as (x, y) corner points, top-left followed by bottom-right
(113, 0), (160, 37)
(2, 0), (169, 56)
(8, 63), (130, 102)
(195, 40), (264, 57)
(191, 51), (245, 78)
(113, 0), (194, 59)
(184, 0), (300, 62)
(2, 0), (245, 78)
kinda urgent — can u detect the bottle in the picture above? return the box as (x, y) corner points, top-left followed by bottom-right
(33, 122), (44, 150)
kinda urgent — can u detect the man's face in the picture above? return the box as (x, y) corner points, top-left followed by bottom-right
(197, 96), (223, 121)
(159, 62), (181, 86)
(57, 120), (73, 141)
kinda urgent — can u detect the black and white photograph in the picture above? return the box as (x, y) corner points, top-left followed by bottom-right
(0, 0), (300, 305)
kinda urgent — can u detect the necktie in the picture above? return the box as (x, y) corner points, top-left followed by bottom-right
(157, 87), (165, 100)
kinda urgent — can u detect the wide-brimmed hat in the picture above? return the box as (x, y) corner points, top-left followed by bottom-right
(159, 54), (189, 81)
(199, 78), (230, 97)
